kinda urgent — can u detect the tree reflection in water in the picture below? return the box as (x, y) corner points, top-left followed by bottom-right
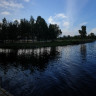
(0, 47), (60, 74)
(80, 44), (87, 61)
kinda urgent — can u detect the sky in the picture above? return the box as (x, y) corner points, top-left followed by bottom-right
(0, 0), (96, 36)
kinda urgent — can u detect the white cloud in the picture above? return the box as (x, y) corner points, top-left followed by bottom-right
(89, 28), (96, 34)
(48, 13), (68, 25)
(80, 22), (88, 26)
(1, 11), (10, 15)
(55, 13), (67, 18)
(48, 16), (60, 25)
(24, 0), (30, 2)
(13, 19), (20, 23)
(63, 22), (70, 27)
(62, 26), (80, 36)
(48, 16), (55, 24)
(0, 0), (24, 9)
(48, 14), (89, 36)
(48, 13), (72, 36)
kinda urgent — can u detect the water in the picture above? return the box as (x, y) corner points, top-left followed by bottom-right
(0, 42), (96, 96)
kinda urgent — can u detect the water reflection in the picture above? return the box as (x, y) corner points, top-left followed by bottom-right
(80, 44), (87, 61)
(0, 43), (96, 96)
(0, 47), (60, 74)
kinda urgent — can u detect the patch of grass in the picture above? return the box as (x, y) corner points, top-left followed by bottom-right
(0, 39), (95, 49)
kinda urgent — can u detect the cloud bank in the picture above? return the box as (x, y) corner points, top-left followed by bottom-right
(0, 0), (24, 9)
(1, 11), (10, 15)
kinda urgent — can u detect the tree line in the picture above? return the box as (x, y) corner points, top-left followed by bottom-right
(78, 25), (96, 39)
(61, 26), (96, 40)
(0, 16), (62, 43)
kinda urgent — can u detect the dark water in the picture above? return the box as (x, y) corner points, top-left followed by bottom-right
(0, 42), (96, 96)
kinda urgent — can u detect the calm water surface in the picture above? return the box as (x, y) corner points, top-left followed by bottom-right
(0, 42), (96, 96)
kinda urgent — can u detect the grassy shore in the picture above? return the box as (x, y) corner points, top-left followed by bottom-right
(0, 39), (95, 49)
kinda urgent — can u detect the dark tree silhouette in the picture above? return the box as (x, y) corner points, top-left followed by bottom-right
(79, 26), (87, 38)
(7, 21), (19, 42)
(19, 18), (30, 41)
(88, 32), (95, 39)
(1, 18), (9, 42)
(49, 24), (62, 40)
(29, 16), (35, 42)
(0, 16), (62, 43)
(36, 16), (48, 41)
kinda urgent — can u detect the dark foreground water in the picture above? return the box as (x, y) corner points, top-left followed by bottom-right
(0, 42), (96, 96)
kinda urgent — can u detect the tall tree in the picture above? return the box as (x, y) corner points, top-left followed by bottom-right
(36, 16), (48, 41)
(7, 20), (19, 42)
(19, 18), (30, 41)
(79, 26), (87, 38)
(48, 24), (62, 40)
(0, 23), (2, 40)
(29, 16), (35, 41)
(2, 18), (8, 42)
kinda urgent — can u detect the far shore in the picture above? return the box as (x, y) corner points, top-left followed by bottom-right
(0, 39), (95, 49)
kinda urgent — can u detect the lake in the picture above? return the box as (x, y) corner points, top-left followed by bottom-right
(0, 42), (96, 96)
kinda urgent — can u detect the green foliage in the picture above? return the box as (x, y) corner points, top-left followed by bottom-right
(0, 16), (62, 43)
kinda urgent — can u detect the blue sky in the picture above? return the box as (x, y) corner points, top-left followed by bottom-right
(0, 0), (96, 36)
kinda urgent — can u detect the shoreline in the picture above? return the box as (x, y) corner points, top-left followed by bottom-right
(0, 39), (95, 49)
